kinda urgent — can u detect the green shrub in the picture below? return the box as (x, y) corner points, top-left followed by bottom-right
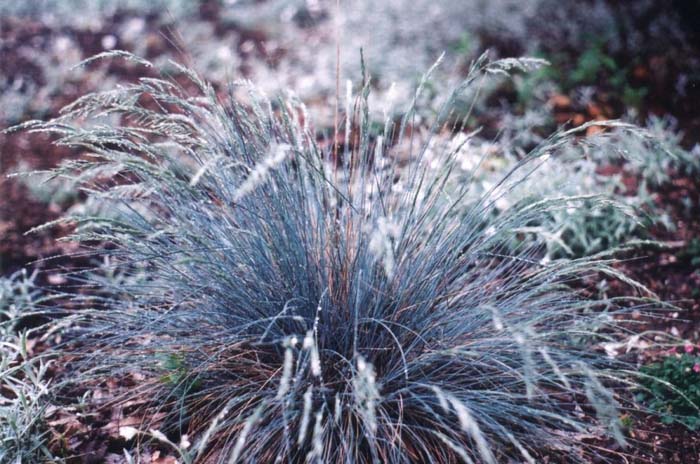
(637, 347), (700, 430)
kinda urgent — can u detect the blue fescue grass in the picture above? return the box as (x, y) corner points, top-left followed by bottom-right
(13, 51), (666, 462)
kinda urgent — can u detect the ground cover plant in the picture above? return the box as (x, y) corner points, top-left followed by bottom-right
(637, 345), (700, 431)
(0, 269), (58, 463)
(6, 50), (678, 462)
(428, 132), (672, 260)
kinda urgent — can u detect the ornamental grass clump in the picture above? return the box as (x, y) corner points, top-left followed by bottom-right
(17, 52), (659, 462)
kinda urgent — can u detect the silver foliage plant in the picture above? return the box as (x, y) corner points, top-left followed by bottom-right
(0, 270), (58, 463)
(17, 52), (660, 462)
(427, 131), (674, 260)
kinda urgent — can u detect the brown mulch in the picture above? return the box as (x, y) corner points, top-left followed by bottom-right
(602, 173), (700, 462)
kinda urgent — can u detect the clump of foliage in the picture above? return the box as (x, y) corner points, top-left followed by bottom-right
(598, 116), (700, 189)
(637, 346), (700, 430)
(0, 270), (57, 463)
(430, 132), (668, 259)
(532, 41), (648, 109)
(16, 51), (661, 462)
(506, 133), (681, 259)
